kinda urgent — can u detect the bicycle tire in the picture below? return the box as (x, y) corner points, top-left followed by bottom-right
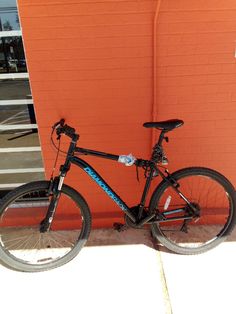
(150, 167), (236, 254)
(0, 181), (91, 272)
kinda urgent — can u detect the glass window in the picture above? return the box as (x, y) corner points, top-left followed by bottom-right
(0, 103), (36, 129)
(0, 11), (20, 31)
(0, 79), (31, 99)
(0, 1), (19, 32)
(0, 37), (27, 73)
(0, 0), (45, 193)
(0, 0), (17, 8)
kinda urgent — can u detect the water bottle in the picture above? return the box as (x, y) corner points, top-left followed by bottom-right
(118, 153), (136, 166)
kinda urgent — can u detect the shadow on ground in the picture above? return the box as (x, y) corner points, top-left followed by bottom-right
(86, 225), (236, 255)
(86, 228), (155, 248)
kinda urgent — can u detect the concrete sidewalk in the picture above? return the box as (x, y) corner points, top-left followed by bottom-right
(0, 228), (235, 314)
(159, 228), (236, 314)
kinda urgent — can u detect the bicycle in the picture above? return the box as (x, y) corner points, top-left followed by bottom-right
(0, 118), (235, 272)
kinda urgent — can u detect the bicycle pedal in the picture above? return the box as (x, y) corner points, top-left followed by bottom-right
(113, 222), (127, 232)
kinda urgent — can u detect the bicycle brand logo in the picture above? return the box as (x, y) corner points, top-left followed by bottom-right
(84, 166), (128, 211)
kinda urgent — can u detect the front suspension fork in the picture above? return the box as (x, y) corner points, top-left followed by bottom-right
(40, 176), (64, 233)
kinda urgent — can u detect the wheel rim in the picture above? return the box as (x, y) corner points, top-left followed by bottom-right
(0, 188), (85, 266)
(155, 174), (233, 250)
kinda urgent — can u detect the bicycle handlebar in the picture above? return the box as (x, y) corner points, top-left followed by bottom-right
(52, 119), (79, 141)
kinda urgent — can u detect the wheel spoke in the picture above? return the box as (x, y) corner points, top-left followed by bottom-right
(151, 168), (235, 254)
(0, 182), (91, 271)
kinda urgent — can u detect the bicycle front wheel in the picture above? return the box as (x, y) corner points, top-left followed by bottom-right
(0, 181), (91, 272)
(150, 167), (236, 254)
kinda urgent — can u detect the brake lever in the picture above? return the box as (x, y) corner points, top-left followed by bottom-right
(52, 118), (65, 130)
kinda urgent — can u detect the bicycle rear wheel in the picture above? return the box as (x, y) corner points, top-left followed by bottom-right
(0, 181), (91, 272)
(150, 167), (236, 254)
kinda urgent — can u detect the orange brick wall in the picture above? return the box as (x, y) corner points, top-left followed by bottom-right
(156, 0), (236, 179)
(17, 0), (236, 227)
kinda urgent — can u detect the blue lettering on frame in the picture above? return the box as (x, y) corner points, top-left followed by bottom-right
(84, 166), (128, 211)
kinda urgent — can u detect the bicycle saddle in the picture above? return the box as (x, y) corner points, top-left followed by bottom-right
(143, 119), (184, 131)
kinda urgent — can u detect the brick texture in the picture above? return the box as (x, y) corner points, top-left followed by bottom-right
(155, 1), (236, 183)
(17, 0), (236, 227)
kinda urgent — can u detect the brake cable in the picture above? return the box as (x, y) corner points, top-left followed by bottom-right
(49, 128), (63, 179)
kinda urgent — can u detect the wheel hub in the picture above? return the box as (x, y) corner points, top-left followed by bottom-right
(188, 202), (201, 218)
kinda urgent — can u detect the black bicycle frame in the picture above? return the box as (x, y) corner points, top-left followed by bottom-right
(57, 146), (156, 224)
(56, 142), (195, 227)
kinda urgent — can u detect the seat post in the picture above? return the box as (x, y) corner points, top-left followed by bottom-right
(151, 130), (167, 163)
(157, 130), (166, 147)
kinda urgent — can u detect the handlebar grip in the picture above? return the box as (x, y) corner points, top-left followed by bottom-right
(52, 119), (79, 141)
(63, 125), (76, 136)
